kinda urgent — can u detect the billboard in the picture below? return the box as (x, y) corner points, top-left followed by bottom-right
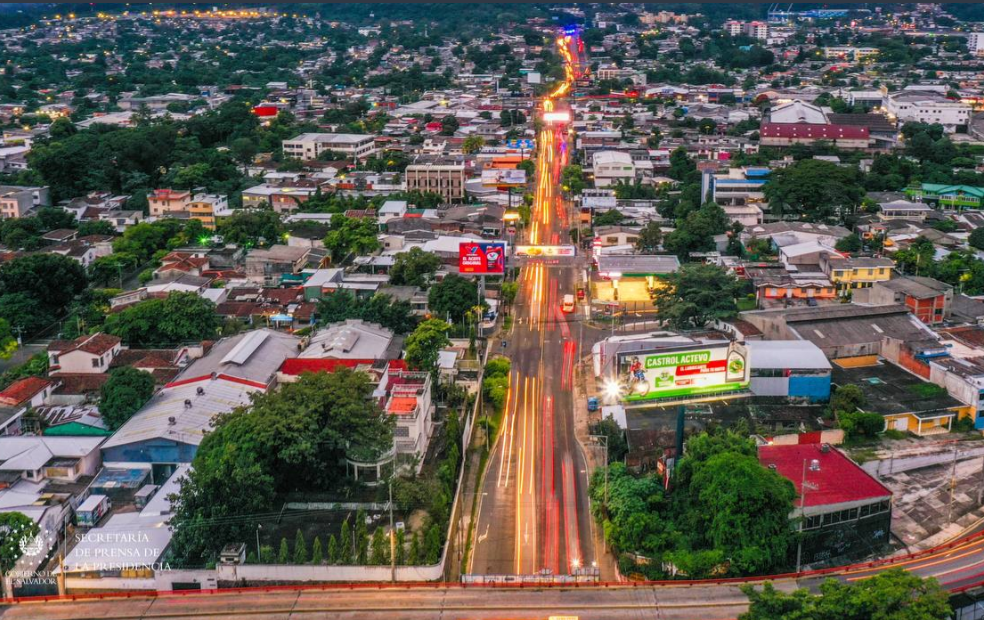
(459, 242), (506, 274)
(515, 245), (577, 258)
(543, 111), (571, 124)
(481, 169), (527, 186)
(616, 343), (749, 402)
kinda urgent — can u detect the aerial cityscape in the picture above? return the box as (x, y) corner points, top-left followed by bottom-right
(2, 2), (984, 618)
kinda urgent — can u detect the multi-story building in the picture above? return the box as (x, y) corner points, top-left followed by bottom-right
(405, 163), (466, 202)
(282, 133), (377, 160)
(969, 32), (984, 56)
(863, 276), (952, 325)
(743, 21), (769, 40)
(906, 183), (984, 210)
(382, 368), (434, 472)
(707, 167), (769, 207)
(885, 91), (971, 133)
(187, 194), (231, 230)
(592, 151), (636, 188)
(148, 189), (192, 218)
(759, 123), (871, 149)
(823, 46), (879, 61)
(0, 185), (49, 219)
(820, 254), (895, 294)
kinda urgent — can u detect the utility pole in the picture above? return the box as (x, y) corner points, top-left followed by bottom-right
(255, 524), (262, 563)
(978, 455), (984, 507)
(795, 459), (808, 574)
(948, 445), (958, 525)
(389, 476), (396, 583)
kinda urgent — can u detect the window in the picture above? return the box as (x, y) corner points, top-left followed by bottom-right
(91, 358), (100, 368)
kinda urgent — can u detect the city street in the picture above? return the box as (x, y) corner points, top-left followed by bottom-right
(469, 32), (596, 578)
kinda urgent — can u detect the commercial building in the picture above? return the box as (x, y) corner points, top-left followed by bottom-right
(759, 443), (892, 566)
(760, 123), (871, 149)
(885, 92), (971, 133)
(592, 151), (636, 188)
(282, 133), (377, 160)
(970, 32), (984, 56)
(906, 183), (984, 210)
(747, 340), (832, 402)
(405, 163), (466, 202)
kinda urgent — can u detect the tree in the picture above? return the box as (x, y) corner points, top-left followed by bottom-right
(395, 529), (406, 565)
(104, 292), (219, 347)
(501, 282), (518, 306)
(830, 384), (865, 416)
(408, 531), (421, 565)
(311, 536), (324, 564)
(428, 274), (480, 322)
(355, 509), (369, 565)
(216, 208), (284, 247)
(317, 290), (417, 335)
(36, 207), (76, 231)
(293, 529), (308, 564)
(339, 520), (353, 564)
(389, 247), (441, 288)
(405, 319), (451, 373)
(370, 527), (389, 565)
(653, 263), (741, 330)
(0, 318), (17, 360)
(0, 253), (87, 313)
(663, 202), (730, 258)
(589, 415), (628, 463)
(835, 234), (862, 253)
(561, 164), (586, 195)
(740, 569), (951, 620)
(635, 222), (663, 254)
(764, 159), (864, 221)
(594, 210), (625, 226)
(100, 367), (156, 430)
(969, 227), (984, 251)
(424, 523), (441, 564)
(327, 534), (339, 565)
(323, 213), (381, 263)
(461, 135), (485, 154)
(0, 511), (40, 596)
(440, 115), (460, 136)
(278, 538), (290, 564)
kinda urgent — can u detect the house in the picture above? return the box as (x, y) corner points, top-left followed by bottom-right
(759, 443), (892, 565)
(877, 200), (934, 222)
(820, 254), (895, 294)
(743, 264), (837, 308)
(299, 319), (401, 361)
(187, 194), (230, 230)
(0, 185), (49, 219)
(147, 189), (192, 218)
(100, 330), (299, 466)
(244, 245), (311, 285)
(906, 183), (984, 211)
(592, 151), (636, 188)
(153, 251), (211, 279)
(48, 334), (122, 375)
(0, 435), (104, 484)
(858, 276), (953, 325)
(381, 366), (435, 472)
(831, 358), (971, 436)
(0, 377), (56, 410)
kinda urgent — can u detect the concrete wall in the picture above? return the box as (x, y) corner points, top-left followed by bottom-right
(216, 563), (443, 584)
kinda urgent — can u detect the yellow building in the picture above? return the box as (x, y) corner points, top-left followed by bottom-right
(186, 194), (230, 230)
(821, 255), (894, 294)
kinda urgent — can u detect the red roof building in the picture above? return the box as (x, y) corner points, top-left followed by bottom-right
(0, 377), (55, 407)
(760, 122), (871, 149)
(758, 442), (892, 565)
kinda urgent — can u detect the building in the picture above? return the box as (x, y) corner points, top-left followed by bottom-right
(820, 254), (895, 294)
(768, 100), (827, 125)
(0, 435), (104, 485)
(831, 359), (971, 436)
(970, 32), (984, 56)
(823, 46), (879, 61)
(744, 21), (768, 40)
(405, 163), (466, 202)
(147, 189), (192, 218)
(906, 183), (984, 211)
(885, 92), (971, 133)
(0, 185), (49, 219)
(860, 276), (952, 325)
(298, 319), (400, 361)
(244, 245), (311, 285)
(592, 151), (637, 188)
(759, 443), (892, 566)
(282, 133), (377, 160)
(759, 123), (871, 149)
(187, 194), (230, 230)
(708, 167), (769, 208)
(747, 340), (831, 402)
(100, 330), (299, 467)
(47, 334), (122, 375)
(382, 367), (434, 471)
(741, 303), (936, 360)
(877, 200), (933, 222)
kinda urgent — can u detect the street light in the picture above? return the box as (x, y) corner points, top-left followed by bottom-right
(255, 523), (262, 563)
(603, 379), (621, 402)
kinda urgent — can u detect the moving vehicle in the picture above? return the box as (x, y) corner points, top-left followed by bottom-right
(562, 294), (575, 313)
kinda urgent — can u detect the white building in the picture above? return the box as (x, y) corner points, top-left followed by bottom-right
(969, 32), (984, 56)
(282, 133), (377, 160)
(744, 21), (769, 41)
(592, 151), (636, 188)
(885, 92), (971, 133)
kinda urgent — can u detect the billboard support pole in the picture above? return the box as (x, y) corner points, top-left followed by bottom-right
(675, 405), (685, 466)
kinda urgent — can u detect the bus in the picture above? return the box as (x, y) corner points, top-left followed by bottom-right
(562, 294), (575, 313)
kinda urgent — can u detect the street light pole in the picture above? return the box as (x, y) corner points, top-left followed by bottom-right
(795, 459), (807, 573)
(255, 524), (262, 564)
(389, 475), (396, 582)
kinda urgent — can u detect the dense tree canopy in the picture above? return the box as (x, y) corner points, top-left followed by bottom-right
(653, 263), (741, 330)
(100, 367), (156, 430)
(389, 247), (442, 288)
(104, 292), (219, 347)
(428, 275), (481, 323)
(764, 159), (865, 221)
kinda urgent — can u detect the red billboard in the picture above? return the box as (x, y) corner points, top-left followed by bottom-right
(459, 242), (506, 274)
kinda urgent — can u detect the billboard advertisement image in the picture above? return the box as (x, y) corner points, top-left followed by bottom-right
(514, 245), (577, 258)
(616, 343), (748, 402)
(481, 169), (527, 186)
(459, 242), (506, 274)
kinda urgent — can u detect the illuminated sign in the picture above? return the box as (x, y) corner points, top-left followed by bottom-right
(515, 245), (577, 258)
(543, 111), (571, 124)
(459, 242), (506, 274)
(503, 211), (521, 222)
(616, 343), (749, 402)
(481, 169), (527, 186)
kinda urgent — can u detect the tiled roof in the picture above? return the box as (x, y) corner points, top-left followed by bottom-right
(0, 377), (52, 406)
